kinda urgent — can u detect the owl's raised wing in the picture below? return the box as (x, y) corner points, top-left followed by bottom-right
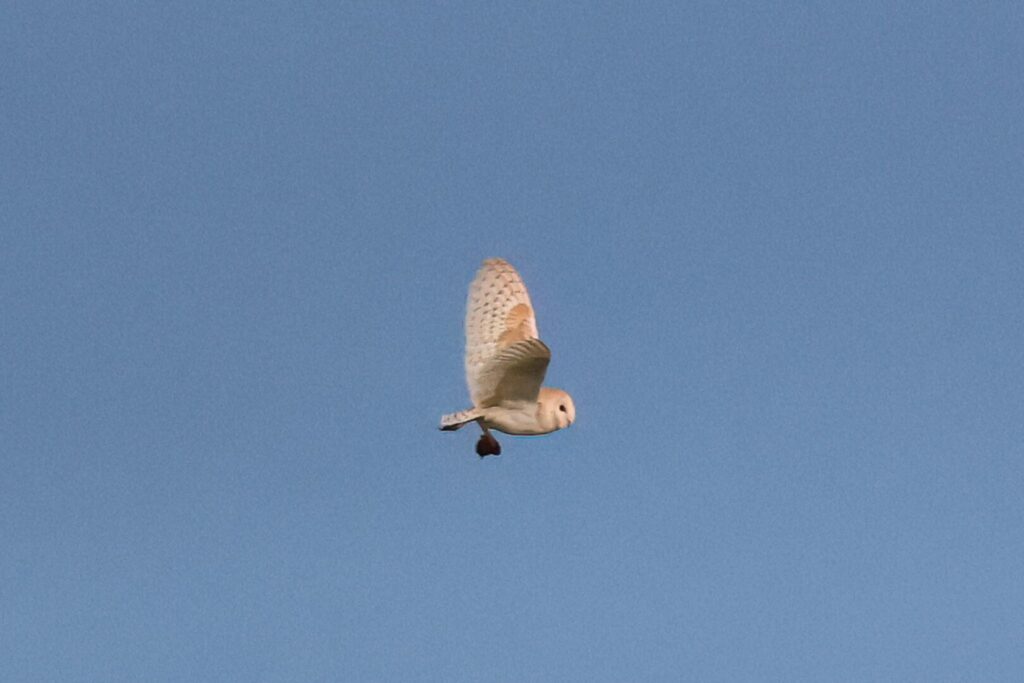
(464, 258), (549, 407)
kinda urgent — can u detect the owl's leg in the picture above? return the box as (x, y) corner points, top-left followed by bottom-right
(475, 424), (501, 457)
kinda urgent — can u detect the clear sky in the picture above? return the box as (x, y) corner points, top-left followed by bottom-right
(3, 2), (1023, 681)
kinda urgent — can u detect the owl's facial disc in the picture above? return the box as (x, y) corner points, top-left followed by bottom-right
(538, 387), (575, 431)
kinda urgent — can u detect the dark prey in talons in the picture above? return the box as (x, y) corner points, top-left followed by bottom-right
(476, 433), (501, 457)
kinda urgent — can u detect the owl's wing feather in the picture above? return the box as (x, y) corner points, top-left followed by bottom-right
(465, 258), (545, 406)
(474, 338), (551, 407)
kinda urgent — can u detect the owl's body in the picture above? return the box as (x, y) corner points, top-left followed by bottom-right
(440, 258), (575, 455)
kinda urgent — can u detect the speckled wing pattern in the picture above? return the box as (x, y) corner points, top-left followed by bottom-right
(465, 259), (551, 408)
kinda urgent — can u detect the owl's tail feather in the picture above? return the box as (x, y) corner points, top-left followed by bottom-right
(439, 408), (481, 431)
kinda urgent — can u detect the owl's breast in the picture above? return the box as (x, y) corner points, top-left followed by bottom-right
(480, 403), (550, 436)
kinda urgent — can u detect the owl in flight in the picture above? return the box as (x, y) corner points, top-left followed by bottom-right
(440, 258), (576, 457)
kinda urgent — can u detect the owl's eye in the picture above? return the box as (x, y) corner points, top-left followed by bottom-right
(558, 404), (567, 413)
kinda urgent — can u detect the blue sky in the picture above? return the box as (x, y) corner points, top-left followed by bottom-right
(3, 2), (1023, 680)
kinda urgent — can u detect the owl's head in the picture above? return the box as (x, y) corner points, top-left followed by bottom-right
(537, 387), (576, 432)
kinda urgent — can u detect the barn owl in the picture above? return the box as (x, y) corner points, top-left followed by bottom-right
(440, 258), (576, 457)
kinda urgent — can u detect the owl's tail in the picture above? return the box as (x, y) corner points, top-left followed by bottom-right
(439, 408), (481, 431)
